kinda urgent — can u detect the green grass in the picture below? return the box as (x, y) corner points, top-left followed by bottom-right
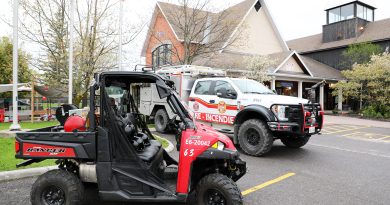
(153, 135), (170, 149)
(0, 121), (59, 130)
(0, 137), (56, 171)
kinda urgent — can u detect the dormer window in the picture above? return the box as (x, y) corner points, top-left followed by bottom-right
(326, 1), (375, 24)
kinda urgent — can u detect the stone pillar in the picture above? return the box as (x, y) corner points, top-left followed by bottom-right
(338, 88), (343, 111)
(320, 84), (324, 109)
(298, 81), (303, 98)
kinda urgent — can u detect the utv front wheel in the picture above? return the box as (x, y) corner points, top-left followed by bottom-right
(281, 135), (310, 148)
(155, 108), (169, 133)
(238, 119), (273, 156)
(195, 173), (243, 205)
(31, 169), (84, 205)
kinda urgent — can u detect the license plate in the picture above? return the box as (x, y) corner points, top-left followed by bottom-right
(309, 126), (315, 133)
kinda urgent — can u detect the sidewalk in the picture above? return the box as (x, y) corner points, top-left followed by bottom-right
(325, 115), (390, 129)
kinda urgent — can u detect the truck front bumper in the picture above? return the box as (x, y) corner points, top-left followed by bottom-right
(267, 122), (321, 136)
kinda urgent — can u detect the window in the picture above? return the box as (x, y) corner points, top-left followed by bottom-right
(194, 81), (212, 95)
(340, 4), (354, 21)
(213, 81), (235, 95)
(328, 7), (341, 24)
(357, 5), (374, 21)
(152, 44), (172, 68)
(231, 79), (274, 95)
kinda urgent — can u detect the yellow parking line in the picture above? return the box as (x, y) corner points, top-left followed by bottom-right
(241, 172), (296, 196)
(325, 126), (370, 134)
(342, 132), (362, 137)
(378, 136), (390, 140)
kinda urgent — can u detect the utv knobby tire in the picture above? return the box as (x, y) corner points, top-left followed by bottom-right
(194, 173), (243, 205)
(155, 109), (169, 133)
(281, 135), (310, 148)
(31, 169), (84, 205)
(238, 119), (273, 156)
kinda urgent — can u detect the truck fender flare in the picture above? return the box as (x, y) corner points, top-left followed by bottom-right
(233, 105), (276, 143)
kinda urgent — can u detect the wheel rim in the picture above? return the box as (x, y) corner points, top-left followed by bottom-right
(246, 128), (260, 146)
(42, 185), (65, 205)
(204, 189), (227, 205)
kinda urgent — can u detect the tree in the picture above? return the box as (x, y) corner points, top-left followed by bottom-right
(18, 0), (141, 105)
(242, 55), (276, 83)
(0, 37), (31, 98)
(333, 52), (390, 115)
(154, 0), (244, 65)
(342, 41), (382, 68)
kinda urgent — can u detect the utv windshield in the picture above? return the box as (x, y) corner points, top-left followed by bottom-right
(232, 79), (275, 95)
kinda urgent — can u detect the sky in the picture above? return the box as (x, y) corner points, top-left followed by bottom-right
(0, 0), (389, 69)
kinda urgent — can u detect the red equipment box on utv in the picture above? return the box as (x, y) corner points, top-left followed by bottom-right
(15, 71), (247, 205)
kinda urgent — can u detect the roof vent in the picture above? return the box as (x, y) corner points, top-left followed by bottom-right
(254, 0), (261, 12)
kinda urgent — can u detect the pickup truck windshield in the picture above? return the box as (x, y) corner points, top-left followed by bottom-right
(231, 79), (275, 95)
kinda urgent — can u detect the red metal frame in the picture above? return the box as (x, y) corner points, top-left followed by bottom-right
(176, 122), (235, 194)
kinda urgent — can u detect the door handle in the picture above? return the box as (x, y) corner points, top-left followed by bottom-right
(209, 100), (215, 103)
(189, 98), (195, 102)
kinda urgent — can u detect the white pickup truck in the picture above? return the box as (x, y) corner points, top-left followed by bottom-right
(138, 65), (323, 156)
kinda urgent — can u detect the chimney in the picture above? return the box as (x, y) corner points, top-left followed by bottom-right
(322, 1), (376, 43)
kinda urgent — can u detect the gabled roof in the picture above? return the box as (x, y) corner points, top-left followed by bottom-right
(141, 0), (289, 56)
(192, 50), (343, 80)
(287, 18), (390, 53)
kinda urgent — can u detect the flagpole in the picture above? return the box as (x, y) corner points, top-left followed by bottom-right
(10, 0), (21, 131)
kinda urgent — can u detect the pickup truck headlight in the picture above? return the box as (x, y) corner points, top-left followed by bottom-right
(212, 141), (225, 150)
(271, 105), (289, 121)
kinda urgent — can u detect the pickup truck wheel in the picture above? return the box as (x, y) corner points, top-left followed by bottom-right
(31, 169), (84, 205)
(194, 173), (243, 205)
(281, 135), (310, 148)
(238, 119), (273, 156)
(155, 109), (169, 133)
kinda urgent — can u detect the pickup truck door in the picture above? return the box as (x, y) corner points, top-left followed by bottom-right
(189, 80), (237, 128)
(212, 80), (238, 128)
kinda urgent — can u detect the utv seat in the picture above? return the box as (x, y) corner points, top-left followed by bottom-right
(137, 140), (162, 163)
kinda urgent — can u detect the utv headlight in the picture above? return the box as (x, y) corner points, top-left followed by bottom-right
(212, 141), (225, 150)
(271, 105), (289, 121)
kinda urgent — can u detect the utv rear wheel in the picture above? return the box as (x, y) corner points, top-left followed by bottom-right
(195, 173), (243, 205)
(31, 169), (84, 205)
(238, 119), (273, 156)
(281, 135), (310, 148)
(155, 109), (169, 133)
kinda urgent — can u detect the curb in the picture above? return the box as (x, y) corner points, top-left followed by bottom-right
(0, 166), (57, 182)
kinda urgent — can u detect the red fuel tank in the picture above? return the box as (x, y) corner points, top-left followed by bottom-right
(64, 115), (86, 132)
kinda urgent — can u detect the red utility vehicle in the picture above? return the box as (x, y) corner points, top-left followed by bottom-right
(15, 71), (246, 205)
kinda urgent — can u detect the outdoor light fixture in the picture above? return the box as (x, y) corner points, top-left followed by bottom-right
(359, 26), (364, 31)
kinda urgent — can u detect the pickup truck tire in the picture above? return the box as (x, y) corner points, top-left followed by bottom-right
(238, 119), (273, 156)
(155, 109), (169, 133)
(194, 173), (243, 205)
(31, 169), (84, 205)
(281, 135), (310, 148)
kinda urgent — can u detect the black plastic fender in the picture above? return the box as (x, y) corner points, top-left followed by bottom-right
(233, 104), (277, 143)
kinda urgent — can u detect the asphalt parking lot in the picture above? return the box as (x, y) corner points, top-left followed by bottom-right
(1, 123), (389, 205)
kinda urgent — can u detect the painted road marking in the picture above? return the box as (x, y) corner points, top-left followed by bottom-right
(309, 143), (390, 158)
(323, 125), (370, 134)
(241, 173), (296, 196)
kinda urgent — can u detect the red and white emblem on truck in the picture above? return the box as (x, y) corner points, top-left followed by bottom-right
(193, 102), (199, 111)
(218, 101), (226, 114)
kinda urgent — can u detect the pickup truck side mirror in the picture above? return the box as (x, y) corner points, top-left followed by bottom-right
(217, 89), (237, 99)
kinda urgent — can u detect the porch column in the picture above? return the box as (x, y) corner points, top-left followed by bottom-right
(271, 77), (276, 90)
(320, 84), (324, 108)
(298, 81), (303, 98)
(338, 88), (343, 111)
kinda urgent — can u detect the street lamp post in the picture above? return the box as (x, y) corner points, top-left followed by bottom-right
(118, 0), (124, 71)
(68, 0), (75, 104)
(10, 0), (21, 131)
